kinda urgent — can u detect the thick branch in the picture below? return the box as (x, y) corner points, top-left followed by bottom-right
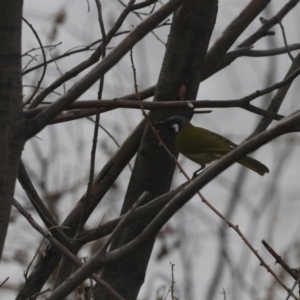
(46, 110), (300, 300)
(13, 199), (125, 300)
(16, 119), (145, 299)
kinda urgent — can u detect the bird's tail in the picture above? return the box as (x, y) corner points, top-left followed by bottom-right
(238, 156), (269, 176)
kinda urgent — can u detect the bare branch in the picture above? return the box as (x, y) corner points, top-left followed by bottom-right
(22, 17), (47, 106)
(25, 66), (300, 123)
(25, 0), (184, 138)
(262, 240), (299, 280)
(76, 188), (180, 245)
(26, 0), (137, 109)
(17, 161), (63, 239)
(45, 109), (300, 300)
(13, 198), (125, 300)
(80, 0), (108, 232)
(203, 0), (271, 77)
(239, 0), (300, 48)
(132, 0), (158, 10)
(251, 51), (300, 136)
(99, 191), (149, 254)
(277, 17), (294, 62)
(0, 277), (9, 288)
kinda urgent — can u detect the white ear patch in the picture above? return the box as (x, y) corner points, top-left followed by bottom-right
(171, 123), (179, 133)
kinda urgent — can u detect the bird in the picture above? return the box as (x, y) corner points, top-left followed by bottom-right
(156, 116), (269, 176)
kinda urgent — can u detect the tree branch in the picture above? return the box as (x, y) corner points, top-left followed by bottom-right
(46, 109), (300, 300)
(25, 0), (184, 138)
(25, 64), (300, 122)
(12, 199), (125, 300)
(239, 0), (300, 48)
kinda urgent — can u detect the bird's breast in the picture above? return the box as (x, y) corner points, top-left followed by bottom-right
(174, 124), (226, 165)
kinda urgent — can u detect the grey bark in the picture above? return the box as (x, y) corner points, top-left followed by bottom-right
(0, 0), (25, 258)
(94, 1), (218, 299)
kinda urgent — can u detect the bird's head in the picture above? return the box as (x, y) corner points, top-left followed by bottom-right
(155, 116), (190, 135)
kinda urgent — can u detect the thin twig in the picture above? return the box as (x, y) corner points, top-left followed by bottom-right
(198, 196), (298, 300)
(286, 277), (300, 300)
(170, 262), (177, 300)
(262, 240), (299, 280)
(96, 0), (106, 99)
(22, 17), (47, 106)
(118, 0), (166, 45)
(22, 85), (61, 96)
(27, 0), (137, 109)
(12, 198), (125, 300)
(251, 52), (300, 136)
(22, 42), (62, 57)
(26, 0), (183, 139)
(17, 161), (72, 246)
(22, 54), (38, 72)
(21, 21), (171, 76)
(87, 117), (133, 171)
(24, 288), (51, 300)
(76, 187), (181, 245)
(277, 17), (294, 62)
(87, 117), (120, 148)
(99, 191), (149, 254)
(130, 47), (192, 181)
(80, 0), (107, 232)
(24, 266), (33, 299)
(86, 0), (91, 12)
(238, 0), (300, 48)
(225, 43), (300, 58)
(50, 48), (66, 94)
(0, 277), (9, 288)
(17, 164), (54, 226)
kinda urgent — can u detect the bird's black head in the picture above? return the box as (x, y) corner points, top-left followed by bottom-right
(155, 116), (190, 135)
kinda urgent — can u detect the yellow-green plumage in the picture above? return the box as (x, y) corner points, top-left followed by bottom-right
(157, 116), (269, 176)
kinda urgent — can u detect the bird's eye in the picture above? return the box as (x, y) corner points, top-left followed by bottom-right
(171, 123), (179, 133)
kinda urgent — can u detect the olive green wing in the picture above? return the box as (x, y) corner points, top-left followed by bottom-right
(175, 125), (236, 154)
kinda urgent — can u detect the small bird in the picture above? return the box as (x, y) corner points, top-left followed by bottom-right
(156, 116), (269, 176)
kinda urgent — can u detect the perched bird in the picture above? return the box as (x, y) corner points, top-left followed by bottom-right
(156, 116), (269, 176)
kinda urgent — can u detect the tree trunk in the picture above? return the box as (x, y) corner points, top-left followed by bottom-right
(0, 0), (25, 259)
(94, 1), (218, 299)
